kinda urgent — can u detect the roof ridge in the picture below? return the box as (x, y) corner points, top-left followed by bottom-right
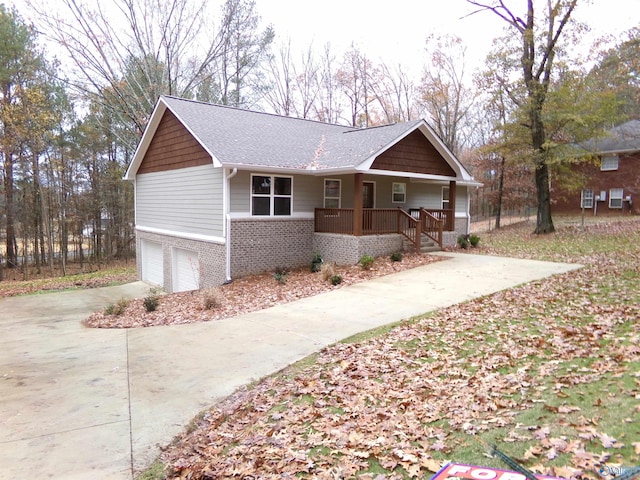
(161, 95), (357, 130)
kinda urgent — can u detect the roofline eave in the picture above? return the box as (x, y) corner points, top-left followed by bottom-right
(123, 96), (220, 181)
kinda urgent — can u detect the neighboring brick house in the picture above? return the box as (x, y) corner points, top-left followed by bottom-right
(125, 96), (480, 292)
(553, 120), (640, 216)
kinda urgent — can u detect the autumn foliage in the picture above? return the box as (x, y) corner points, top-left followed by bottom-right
(156, 218), (640, 479)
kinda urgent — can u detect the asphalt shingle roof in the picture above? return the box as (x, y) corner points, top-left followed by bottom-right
(582, 119), (640, 154)
(162, 95), (423, 170)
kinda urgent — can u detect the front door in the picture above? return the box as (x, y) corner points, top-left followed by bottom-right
(362, 182), (375, 231)
(363, 182), (375, 208)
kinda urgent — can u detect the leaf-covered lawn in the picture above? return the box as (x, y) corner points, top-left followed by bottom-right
(153, 217), (640, 480)
(0, 265), (136, 297)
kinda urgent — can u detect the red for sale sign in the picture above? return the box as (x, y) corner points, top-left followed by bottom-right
(432, 463), (564, 480)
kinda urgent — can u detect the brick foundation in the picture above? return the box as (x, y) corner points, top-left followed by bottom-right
(313, 233), (404, 265)
(230, 218), (315, 277)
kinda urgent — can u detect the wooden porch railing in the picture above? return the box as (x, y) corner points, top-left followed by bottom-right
(398, 210), (420, 251)
(314, 207), (446, 250)
(423, 208), (454, 231)
(419, 208), (443, 248)
(315, 208), (354, 234)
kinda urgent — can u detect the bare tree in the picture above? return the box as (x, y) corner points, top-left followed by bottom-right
(337, 45), (376, 127)
(417, 34), (476, 154)
(371, 63), (418, 124)
(314, 44), (342, 124)
(30, 0), (218, 146)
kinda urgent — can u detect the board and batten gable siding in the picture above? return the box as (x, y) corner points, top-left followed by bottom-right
(137, 110), (211, 174)
(371, 130), (456, 177)
(136, 164), (224, 237)
(229, 170), (323, 214)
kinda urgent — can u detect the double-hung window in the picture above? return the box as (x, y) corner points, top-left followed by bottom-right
(392, 182), (406, 203)
(600, 155), (619, 171)
(251, 175), (292, 216)
(324, 179), (341, 208)
(609, 188), (623, 209)
(581, 189), (594, 209)
(442, 186), (450, 210)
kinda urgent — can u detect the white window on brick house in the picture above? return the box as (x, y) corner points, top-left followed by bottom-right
(324, 179), (341, 208)
(601, 155), (619, 171)
(581, 189), (594, 208)
(442, 186), (450, 210)
(392, 182), (406, 203)
(609, 188), (623, 209)
(251, 174), (292, 216)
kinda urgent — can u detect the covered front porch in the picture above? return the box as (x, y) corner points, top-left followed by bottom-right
(313, 173), (458, 251)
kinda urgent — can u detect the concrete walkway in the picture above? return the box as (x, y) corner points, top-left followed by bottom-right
(0, 252), (581, 479)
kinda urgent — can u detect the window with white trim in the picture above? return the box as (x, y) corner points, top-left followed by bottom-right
(392, 182), (406, 203)
(581, 189), (594, 208)
(601, 155), (619, 171)
(442, 186), (450, 210)
(324, 179), (341, 208)
(609, 188), (623, 209)
(251, 175), (292, 216)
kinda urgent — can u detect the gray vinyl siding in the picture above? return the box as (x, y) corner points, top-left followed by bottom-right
(227, 171), (469, 215)
(136, 164), (224, 237)
(406, 182), (468, 213)
(229, 170), (323, 214)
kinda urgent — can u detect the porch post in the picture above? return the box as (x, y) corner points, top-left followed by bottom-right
(354, 173), (363, 236)
(448, 180), (457, 231)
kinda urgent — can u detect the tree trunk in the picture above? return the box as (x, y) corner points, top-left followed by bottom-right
(495, 155), (506, 229)
(4, 152), (18, 268)
(534, 161), (554, 234)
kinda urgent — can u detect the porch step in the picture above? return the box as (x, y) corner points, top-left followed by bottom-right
(402, 234), (441, 254)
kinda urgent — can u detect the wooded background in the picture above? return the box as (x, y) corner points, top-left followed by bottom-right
(1, 0), (638, 278)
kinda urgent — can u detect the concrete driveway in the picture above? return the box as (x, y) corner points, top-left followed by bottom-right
(0, 252), (581, 479)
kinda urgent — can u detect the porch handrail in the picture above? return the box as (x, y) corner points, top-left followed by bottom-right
(397, 209), (420, 251)
(420, 208), (443, 248)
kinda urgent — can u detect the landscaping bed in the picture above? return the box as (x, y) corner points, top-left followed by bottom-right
(86, 252), (442, 328)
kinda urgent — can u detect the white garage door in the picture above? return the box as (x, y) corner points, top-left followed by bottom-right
(173, 248), (200, 292)
(141, 240), (163, 286)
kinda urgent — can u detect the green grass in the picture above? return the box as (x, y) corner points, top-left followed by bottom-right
(145, 216), (640, 479)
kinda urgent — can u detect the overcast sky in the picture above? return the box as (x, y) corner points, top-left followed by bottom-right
(6, 0), (639, 75)
(255, 0), (639, 72)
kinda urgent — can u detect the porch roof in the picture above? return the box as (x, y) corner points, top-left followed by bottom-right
(126, 95), (478, 184)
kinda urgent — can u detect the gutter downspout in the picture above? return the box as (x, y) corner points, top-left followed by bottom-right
(225, 168), (238, 282)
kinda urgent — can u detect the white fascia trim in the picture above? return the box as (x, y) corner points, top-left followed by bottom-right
(163, 99), (222, 168)
(229, 212), (315, 220)
(124, 101), (167, 180)
(408, 176), (483, 187)
(355, 120), (476, 182)
(222, 164), (357, 176)
(366, 168), (459, 182)
(124, 97), (220, 181)
(136, 226), (225, 244)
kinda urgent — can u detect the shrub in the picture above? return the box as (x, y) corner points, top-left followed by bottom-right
(390, 252), (403, 262)
(201, 287), (223, 310)
(330, 274), (342, 286)
(359, 254), (375, 270)
(105, 298), (129, 316)
(469, 234), (480, 247)
(320, 262), (336, 281)
(143, 294), (159, 312)
(273, 267), (288, 285)
(310, 252), (323, 272)
(457, 234), (469, 249)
